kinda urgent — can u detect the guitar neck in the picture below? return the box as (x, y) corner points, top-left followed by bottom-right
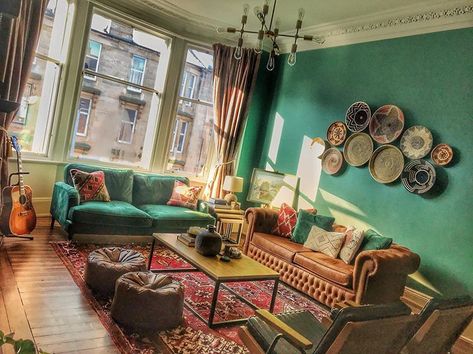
(17, 150), (25, 195)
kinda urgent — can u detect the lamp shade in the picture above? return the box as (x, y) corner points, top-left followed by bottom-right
(223, 176), (244, 193)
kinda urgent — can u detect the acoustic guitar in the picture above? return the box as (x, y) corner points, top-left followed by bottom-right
(0, 136), (36, 236)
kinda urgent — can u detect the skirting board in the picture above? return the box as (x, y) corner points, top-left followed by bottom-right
(33, 197), (52, 217)
(403, 287), (473, 354)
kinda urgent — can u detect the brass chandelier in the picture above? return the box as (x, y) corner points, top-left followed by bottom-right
(219, 0), (324, 71)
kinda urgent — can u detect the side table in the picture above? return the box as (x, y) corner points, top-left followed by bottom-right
(213, 208), (245, 245)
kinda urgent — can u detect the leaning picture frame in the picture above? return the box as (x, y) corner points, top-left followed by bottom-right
(247, 168), (287, 205)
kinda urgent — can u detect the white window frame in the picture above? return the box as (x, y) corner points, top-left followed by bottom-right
(84, 40), (102, 81)
(175, 120), (188, 153)
(127, 54), (147, 93)
(180, 71), (196, 99)
(118, 108), (137, 144)
(76, 97), (91, 136)
(169, 120), (178, 152)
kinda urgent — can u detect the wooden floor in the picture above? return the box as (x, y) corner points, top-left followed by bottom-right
(0, 218), (119, 354)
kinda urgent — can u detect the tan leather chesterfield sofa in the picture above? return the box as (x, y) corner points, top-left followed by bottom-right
(244, 208), (420, 307)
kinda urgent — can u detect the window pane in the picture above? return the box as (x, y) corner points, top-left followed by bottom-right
(86, 13), (167, 88)
(37, 0), (70, 60)
(8, 57), (60, 153)
(70, 78), (158, 167)
(179, 49), (213, 103)
(76, 98), (91, 136)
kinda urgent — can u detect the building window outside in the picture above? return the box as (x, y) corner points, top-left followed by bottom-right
(118, 108), (137, 144)
(128, 55), (146, 92)
(166, 47), (214, 177)
(71, 11), (171, 168)
(84, 40), (102, 80)
(76, 98), (91, 136)
(7, 0), (72, 154)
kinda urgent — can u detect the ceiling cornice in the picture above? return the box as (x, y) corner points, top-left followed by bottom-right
(135, 0), (473, 53)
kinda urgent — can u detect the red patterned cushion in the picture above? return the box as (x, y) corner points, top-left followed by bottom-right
(272, 203), (298, 238)
(167, 180), (201, 210)
(70, 169), (111, 203)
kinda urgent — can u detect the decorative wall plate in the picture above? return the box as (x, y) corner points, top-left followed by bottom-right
(369, 105), (405, 143)
(401, 159), (436, 194)
(431, 143), (453, 166)
(321, 148), (344, 175)
(311, 137), (330, 158)
(345, 102), (371, 132)
(343, 132), (373, 166)
(400, 125), (433, 159)
(369, 145), (404, 184)
(326, 121), (347, 146)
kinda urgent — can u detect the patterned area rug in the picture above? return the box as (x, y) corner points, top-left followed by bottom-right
(51, 241), (329, 353)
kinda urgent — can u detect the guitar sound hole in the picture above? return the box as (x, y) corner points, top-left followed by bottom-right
(19, 195), (27, 204)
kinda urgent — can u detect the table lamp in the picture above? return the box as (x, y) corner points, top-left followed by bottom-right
(223, 176), (244, 204)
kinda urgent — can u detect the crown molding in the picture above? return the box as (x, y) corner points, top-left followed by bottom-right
(134, 0), (473, 53)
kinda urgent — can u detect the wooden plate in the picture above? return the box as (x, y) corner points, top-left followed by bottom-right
(369, 145), (404, 183)
(431, 143), (453, 166)
(369, 105), (405, 143)
(326, 121), (347, 146)
(400, 125), (433, 159)
(311, 137), (330, 158)
(345, 102), (371, 132)
(401, 159), (436, 194)
(321, 148), (344, 175)
(343, 132), (373, 166)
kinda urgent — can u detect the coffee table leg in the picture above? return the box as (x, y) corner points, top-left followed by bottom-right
(208, 280), (221, 328)
(147, 237), (156, 270)
(269, 278), (279, 313)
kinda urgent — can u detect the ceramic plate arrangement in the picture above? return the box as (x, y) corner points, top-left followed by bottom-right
(431, 143), (453, 166)
(369, 145), (404, 184)
(345, 102), (371, 132)
(401, 159), (436, 194)
(400, 125), (433, 159)
(311, 137), (330, 158)
(369, 105), (405, 143)
(326, 121), (347, 146)
(322, 148), (344, 175)
(343, 132), (373, 167)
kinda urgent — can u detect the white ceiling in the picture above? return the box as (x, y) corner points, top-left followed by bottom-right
(135, 0), (473, 51)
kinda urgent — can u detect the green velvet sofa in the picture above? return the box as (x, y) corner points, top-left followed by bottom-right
(50, 163), (215, 239)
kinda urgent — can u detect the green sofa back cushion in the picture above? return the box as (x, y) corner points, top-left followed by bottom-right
(64, 163), (134, 203)
(291, 210), (335, 244)
(359, 229), (393, 251)
(133, 174), (189, 205)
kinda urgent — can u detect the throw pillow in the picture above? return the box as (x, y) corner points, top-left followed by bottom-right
(339, 226), (364, 264)
(359, 229), (393, 251)
(304, 225), (345, 258)
(167, 180), (202, 210)
(292, 209), (335, 244)
(70, 169), (111, 203)
(272, 203), (298, 238)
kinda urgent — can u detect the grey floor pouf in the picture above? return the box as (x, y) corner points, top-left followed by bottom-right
(111, 272), (184, 331)
(84, 247), (147, 297)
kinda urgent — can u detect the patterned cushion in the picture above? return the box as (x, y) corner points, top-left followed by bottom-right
(339, 226), (364, 264)
(70, 169), (111, 203)
(272, 203), (297, 238)
(167, 180), (201, 210)
(304, 225), (345, 258)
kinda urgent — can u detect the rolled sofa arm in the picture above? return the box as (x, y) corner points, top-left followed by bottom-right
(353, 244), (421, 305)
(50, 182), (79, 230)
(244, 208), (279, 254)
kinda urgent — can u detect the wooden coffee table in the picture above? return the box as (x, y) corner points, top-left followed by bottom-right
(149, 233), (280, 328)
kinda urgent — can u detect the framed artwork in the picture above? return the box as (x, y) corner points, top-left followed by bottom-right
(247, 168), (287, 204)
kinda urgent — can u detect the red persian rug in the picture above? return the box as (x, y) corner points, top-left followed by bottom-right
(51, 242), (329, 353)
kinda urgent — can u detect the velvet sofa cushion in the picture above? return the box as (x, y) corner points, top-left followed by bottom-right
(293, 252), (354, 287)
(133, 174), (189, 206)
(138, 204), (214, 232)
(360, 229), (393, 251)
(64, 163), (134, 203)
(251, 232), (312, 263)
(292, 210), (335, 244)
(68, 201), (152, 228)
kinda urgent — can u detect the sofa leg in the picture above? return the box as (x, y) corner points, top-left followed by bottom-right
(50, 217), (55, 229)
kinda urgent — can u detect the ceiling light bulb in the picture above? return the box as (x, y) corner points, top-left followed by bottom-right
(298, 8), (305, 21)
(288, 52), (296, 66)
(216, 26), (226, 33)
(243, 3), (250, 16)
(266, 51), (276, 71)
(234, 46), (242, 60)
(255, 39), (263, 54)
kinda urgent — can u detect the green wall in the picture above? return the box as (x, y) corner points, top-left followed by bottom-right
(239, 28), (473, 296)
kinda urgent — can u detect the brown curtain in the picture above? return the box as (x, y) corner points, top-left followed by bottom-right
(0, 0), (47, 189)
(205, 44), (260, 199)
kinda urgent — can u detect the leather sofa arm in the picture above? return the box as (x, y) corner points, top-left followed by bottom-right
(244, 208), (278, 254)
(50, 182), (79, 230)
(353, 245), (421, 304)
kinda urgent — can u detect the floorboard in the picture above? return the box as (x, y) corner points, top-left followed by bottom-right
(0, 218), (118, 353)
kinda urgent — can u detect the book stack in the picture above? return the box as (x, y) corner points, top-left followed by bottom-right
(177, 233), (195, 247)
(208, 198), (231, 210)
